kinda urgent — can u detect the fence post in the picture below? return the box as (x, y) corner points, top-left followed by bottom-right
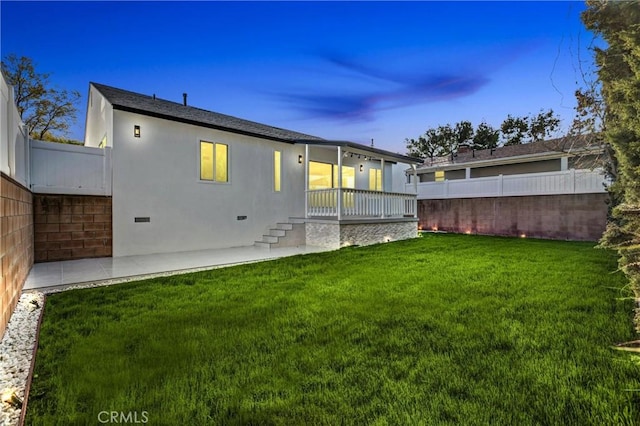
(570, 169), (576, 193)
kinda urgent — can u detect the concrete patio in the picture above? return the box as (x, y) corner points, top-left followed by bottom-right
(23, 245), (329, 292)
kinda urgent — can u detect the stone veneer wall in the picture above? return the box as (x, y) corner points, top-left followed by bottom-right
(418, 193), (608, 241)
(1, 173), (33, 338)
(306, 219), (418, 249)
(34, 195), (112, 262)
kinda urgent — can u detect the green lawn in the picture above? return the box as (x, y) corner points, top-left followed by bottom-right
(27, 234), (640, 425)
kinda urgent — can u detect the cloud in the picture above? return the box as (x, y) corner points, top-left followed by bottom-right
(276, 51), (492, 123)
(279, 92), (377, 122)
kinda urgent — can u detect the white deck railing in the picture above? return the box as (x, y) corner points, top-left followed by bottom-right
(30, 140), (112, 196)
(306, 188), (416, 219)
(409, 169), (607, 200)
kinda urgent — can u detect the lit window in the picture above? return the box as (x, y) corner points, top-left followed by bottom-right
(369, 169), (382, 191)
(332, 165), (355, 188)
(435, 170), (445, 182)
(274, 150), (281, 192)
(200, 141), (228, 182)
(215, 143), (228, 182)
(309, 161), (333, 190)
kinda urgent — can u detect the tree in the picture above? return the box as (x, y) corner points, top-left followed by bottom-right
(1, 54), (80, 140)
(583, 1), (640, 288)
(500, 109), (561, 146)
(528, 109), (561, 142)
(472, 121), (500, 150)
(406, 122), (475, 159)
(453, 121), (474, 147)
(406, 124), (458, 159)
(500, 114), (529, 146)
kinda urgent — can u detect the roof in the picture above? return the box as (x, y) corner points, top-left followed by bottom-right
(296, 139), (422, 165)
(418, 134), (601, 170)
(90, 82), (323, 143)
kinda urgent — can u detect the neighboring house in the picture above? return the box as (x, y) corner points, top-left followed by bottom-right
(76, 83), (419, 256)
(407, 136), (609, 241)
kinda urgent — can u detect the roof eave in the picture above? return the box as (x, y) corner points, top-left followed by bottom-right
(296, 139), (421, 164)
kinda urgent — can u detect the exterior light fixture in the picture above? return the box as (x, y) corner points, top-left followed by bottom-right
(465, 230), (471, 235)
(134, 125), (141, 138)
(359, 164), (364, 172)
(298, 154), (303, 164)
(520, 233), (527, 238)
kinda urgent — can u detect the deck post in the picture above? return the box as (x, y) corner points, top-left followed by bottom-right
(337, 146), (342, 220)
(412, 164), (418, 194)
(380, 158), (385, 218)
(412, 165), (418, 218)
(304, 144), (309, 219)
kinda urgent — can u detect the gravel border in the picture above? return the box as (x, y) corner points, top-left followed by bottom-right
(0, 293), (44, 426)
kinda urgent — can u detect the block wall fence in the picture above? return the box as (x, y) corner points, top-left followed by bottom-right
(0, 173), (33, 338)
(34, 195), (112, 262)
(418, 193), (608, 241)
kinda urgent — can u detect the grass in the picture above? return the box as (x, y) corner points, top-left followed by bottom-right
(26, 234), (640, 425)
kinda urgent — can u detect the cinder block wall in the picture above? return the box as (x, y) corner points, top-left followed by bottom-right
(418, 194), (608, 241)
(34, 195), (112, 262)
(1, 173), (34, 337)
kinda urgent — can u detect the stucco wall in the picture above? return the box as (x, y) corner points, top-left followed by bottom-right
(418, 193), (608, 241)
(111, 110), (307, 256)
(84, 85), (113, 148)
(34, 195), (112, 262)
(1, 173), (33, 338)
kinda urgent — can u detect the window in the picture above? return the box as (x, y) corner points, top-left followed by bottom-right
(309, 161), (333, 190)
(309, 162), (356, 189)
(332, 165), (355, 188)
(274, 150), (281, 192)
(200, 141), (228, 182)
(369, 169), (382, 191)
(435, 170), (445, 182)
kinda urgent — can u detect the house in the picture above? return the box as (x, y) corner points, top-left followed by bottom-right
(74, 83), (419, 257)
(406, 136), (609, 241)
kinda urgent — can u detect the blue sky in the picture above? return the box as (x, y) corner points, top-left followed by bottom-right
(1, 1), (594, 153)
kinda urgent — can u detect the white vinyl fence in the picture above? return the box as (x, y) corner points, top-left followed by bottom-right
(410, 169), (607, 200)
(30, 140), (112, 195)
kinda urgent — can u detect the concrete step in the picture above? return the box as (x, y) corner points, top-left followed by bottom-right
(261, 235), (280, 244)
(254, 241), (273, 249)
(289, 217), (306, 224)
(276, 223), (294, 230)
(268, 229), (287, 237)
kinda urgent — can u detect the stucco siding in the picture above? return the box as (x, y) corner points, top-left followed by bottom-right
(84, 86), (113, 148)
(111, 110), (306, 256)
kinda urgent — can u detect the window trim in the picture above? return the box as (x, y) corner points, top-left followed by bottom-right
(199, 140), (230, 184)
(369, 168), (382, 191)
(274, 150), (282, 192)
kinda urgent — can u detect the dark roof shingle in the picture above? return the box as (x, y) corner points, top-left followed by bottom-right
(91, 82), (323, 143)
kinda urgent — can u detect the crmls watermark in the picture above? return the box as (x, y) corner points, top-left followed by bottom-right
(97, 411), (149, 424)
